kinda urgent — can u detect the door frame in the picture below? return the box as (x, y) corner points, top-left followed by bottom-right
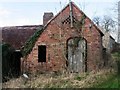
(66, 37), (87, 72)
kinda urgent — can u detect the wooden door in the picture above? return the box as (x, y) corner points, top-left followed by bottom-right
(67, 38), (86, 73)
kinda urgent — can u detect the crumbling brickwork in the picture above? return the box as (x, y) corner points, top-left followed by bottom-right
(21, 2), (103, 73)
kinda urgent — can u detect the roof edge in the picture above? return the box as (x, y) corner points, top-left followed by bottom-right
(1, 25), (43, 28)
(43, 3), (70, 29)
(71, 2), (104, 36)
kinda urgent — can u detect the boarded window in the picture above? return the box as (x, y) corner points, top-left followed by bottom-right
(38, 45), (46, 62)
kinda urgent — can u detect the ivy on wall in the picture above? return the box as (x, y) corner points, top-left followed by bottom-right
(21, 14), (86, 57)
(73, 14), (86, 35)
(21, 28), (44, 56)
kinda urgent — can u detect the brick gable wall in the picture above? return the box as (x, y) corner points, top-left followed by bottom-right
(21, 3), (103, 73)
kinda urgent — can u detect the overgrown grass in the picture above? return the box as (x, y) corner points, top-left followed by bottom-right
(92, 51), (120, 88)
(112, 52), (120, 61)
(98, 75), (119, 88)
(3, 51), (120, 88)
(3, 69), (116, 88)
(92, 74), (119, 88)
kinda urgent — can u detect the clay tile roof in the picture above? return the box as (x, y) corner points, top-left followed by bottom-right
(2, 25), (43, 50)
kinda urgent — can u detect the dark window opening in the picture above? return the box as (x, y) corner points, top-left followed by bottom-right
(38, 45), (46, 62)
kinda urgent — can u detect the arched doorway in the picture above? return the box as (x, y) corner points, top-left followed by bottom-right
(67, 37), (87, 73)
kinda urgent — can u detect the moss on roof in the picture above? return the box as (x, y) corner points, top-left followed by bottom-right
(21, 27), (44, 56)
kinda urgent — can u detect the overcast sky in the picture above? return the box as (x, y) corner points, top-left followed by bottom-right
(0, 0), (119, 40)
(0, 0), (119, 26)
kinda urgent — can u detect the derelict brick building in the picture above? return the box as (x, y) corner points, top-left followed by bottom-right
(21, 2), (104, 73)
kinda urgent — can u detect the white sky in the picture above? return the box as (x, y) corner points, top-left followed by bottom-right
(0, 0), (119, 40)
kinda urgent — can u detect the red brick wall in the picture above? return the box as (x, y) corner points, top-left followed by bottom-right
(21, 3), (103, 73)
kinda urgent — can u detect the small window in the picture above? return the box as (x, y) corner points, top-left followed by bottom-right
(38, 45), (46, 62)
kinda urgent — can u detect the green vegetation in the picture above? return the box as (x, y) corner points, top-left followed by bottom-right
(21, 28), (44, 56)
(3, 69), (116, 88)
(92, 51), (120, 88)
(3, 51), (119, 88)
(21, 14), (87, 57)
(74, 73), (88, 81)
(112, 52), (120, 61)
(2, 44), (14, 74)
(99, 75), (120, 88)
(74, 14), (86, 33)
(112, 52), (120, 75)
(92, 74), (119, 88)
(2, 44), (15, 81)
